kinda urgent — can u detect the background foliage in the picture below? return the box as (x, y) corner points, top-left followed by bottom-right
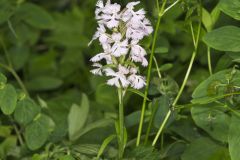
(0, 0), (240, 159)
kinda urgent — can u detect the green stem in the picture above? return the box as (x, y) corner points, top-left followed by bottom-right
(144, 101), (158, 145)
(7, 20), (18, 40)
(0, 38), (29, 96)
(152, 5), (202, 146)
(144, 56), (164, 143)
(0, 63), (29, 96)
(153, 56), (162, 79)
(162, 0), (181, 15)
(136, 0), (168, 147)
(118, 88), (124, 159)
(207, 46), (213, 75)
(173, 21), (201, 106)
(0, 38), (12, 68)
(152, 110), (171, 146)
(10, 116), (24, 146)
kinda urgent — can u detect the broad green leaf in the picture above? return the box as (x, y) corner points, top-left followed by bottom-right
(0, 73), (7, 84)
(228, 115), (240, 160)
(219, 0), (240, 20)
(17, 3), (54, 29)
(192, 69), (232, 99)
(68, 94), (89, 141)
(14, 98), (41, 125)
(203, 26), (240, 52)
(0, 84), (17, 115)
(26, 76), (63, 91)
(25, 114), (53, 150)
(97, 135), (116, 159)
(181, 137), (229, 160)
(191, 104), (230, 142)
(0, 0), (16, 24)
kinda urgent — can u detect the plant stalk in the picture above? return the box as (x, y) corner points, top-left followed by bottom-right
(136, 0), (168, 147)
(152, 7), (202, 146)
(118, 88), (125, 159)
(0, 63), (29, 96)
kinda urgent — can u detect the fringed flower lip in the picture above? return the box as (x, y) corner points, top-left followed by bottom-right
(89, 0), (153, 89)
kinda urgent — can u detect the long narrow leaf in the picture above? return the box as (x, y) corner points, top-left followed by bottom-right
(97, 134), (116, 158)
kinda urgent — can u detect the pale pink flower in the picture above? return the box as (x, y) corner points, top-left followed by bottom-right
(130, 43), (148, 67)
(90, 0), (153, 90)
(128, 74), (146, 89)
(90, 63), (103, 76)
(96, 0), (121, 29)
(90, 52), (112, 63)
(104, 67), (129, 88)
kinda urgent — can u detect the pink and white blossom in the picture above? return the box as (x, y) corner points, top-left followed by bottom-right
(128, 74), (146, 89)
(89, 0), (153, 89)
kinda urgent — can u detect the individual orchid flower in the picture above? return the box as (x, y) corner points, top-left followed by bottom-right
(104, 66), (129, 88)
(90, 63), (103, 76)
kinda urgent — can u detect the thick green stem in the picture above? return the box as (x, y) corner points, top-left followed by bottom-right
(207, 46), (213, 75)
(118, 88), (124, 159)
(136, 0), (168, 147)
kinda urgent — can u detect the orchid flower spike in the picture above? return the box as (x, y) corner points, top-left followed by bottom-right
(89, 0), (153, 90)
